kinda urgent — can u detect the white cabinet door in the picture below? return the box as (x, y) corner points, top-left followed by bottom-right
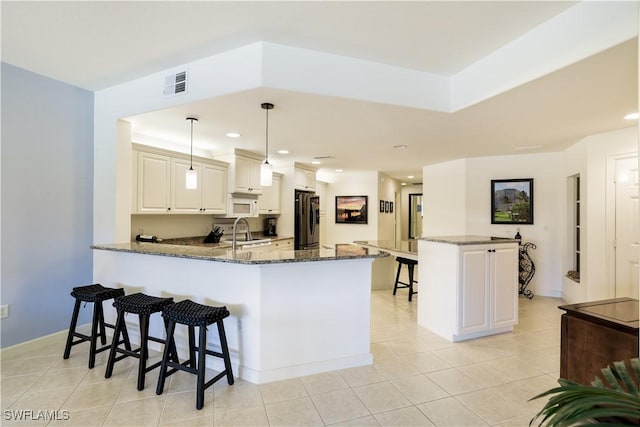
(458, 248), (490, 335)
(201, 162), (227, 214)
(137, 151), (171, 213)
(294, 167), (316, 191)
(234, 155), (262, 194)
(171, 158), (202, 213)
(259, 173), (281, 214)
(491, 245), (519, 328)
(458, 244), (518, 336)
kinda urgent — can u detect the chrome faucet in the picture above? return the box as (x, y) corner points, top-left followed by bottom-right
(232, 217), (252, 255)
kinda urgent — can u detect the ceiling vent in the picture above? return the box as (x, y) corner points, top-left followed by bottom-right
(163, 70), (187, 96)
(313, 155), (334, 160)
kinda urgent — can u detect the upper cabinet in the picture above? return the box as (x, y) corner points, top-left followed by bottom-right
(171, 158), (227, 214)
(259, 172), (282, 214)
(137, 150), (172, 213)
(294, 164), (317, 192)
(132, 144), (228, 215)
(217, 149), (263, 195)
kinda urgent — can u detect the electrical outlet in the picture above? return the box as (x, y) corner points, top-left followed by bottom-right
(0, 305), (8, 319)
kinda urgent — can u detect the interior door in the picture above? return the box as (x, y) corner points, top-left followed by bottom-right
(615, 156), (639, 298)
(409, 193), (423, 239)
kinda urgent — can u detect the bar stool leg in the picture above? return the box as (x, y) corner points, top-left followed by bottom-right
(188, 326), (197, 368)
(97, 301), (107, 345)
(393, 262), (402, 295)
(196, 325), (207, 410)
(63, 299), (82, 359)
(408, 264), (415, 302)
(105, 308), (125, 378)
(156, 320), (176, 396)
(88, 302), (102, 369)
(217, 321), (235, 385)
(138, 314), (150, 391)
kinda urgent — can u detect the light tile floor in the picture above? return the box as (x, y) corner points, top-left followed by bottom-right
(1, 291), (562, 426)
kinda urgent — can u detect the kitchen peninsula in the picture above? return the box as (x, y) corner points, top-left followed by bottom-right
(92, 242), (387, 384)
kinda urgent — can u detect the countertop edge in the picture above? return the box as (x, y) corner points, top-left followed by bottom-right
(419, 235), (519, 245)
(92, 243), (388, 264)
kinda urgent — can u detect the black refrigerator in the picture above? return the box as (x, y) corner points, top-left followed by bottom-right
(295, 190), (320, 250)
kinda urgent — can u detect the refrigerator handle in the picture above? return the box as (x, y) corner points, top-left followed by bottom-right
(310, 204), (315, 236)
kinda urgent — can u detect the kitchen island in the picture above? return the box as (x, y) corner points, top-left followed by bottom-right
(93, 242), (387, 383)
(418, 236), (519, 342)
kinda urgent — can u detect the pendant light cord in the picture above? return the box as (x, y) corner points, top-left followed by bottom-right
(187, 117), (197, 170)
(265, 107), (269, 164)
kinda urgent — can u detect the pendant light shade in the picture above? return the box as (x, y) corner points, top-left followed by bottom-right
(260, 102), (274, 187)
(186, 117), (198, 190)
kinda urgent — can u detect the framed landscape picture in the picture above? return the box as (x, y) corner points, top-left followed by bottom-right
(336, 195), (368, 224)
(491, 178), (533, 224)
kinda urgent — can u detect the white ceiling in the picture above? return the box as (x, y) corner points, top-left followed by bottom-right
(2, 1), (637, 183)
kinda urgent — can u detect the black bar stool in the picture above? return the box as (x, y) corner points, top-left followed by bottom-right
(63, 284), (126, 369)
(156, 299), (234, 410)
(393, 257), (418, 301)
(105, 293), (178, 390)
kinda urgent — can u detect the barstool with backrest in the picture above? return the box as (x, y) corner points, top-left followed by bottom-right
(393, 257), (418, 301)
(156, 299), (234, 410)
(63, 284), (128, 369)
(105, 292), (178, 390)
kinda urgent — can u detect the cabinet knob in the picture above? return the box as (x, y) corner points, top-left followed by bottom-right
(167, 207), (171, 211)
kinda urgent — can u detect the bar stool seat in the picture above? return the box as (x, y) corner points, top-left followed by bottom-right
(105, 293), (177, 390)
(156, 299), (234, 410)
(393, 257), (418, 301)
(63, 284), (125, 369)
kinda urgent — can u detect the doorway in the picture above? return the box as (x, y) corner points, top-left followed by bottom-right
(408, 193), (423, 239)
(614, 156), (639, 298)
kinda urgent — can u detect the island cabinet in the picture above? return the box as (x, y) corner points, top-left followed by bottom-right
(259, 172), (282, 214)
(133, 144), (228, 215)
(217, 149), (263, 195)
(418, 236), (519, 342)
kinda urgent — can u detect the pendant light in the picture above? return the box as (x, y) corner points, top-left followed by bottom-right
(185, 117), (198, 189)
(260, 102), (274, 187)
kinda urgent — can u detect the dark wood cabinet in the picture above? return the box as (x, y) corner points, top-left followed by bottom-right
(559, 298), (639, 385)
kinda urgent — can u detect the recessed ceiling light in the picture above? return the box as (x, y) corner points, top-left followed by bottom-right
(401, 182), (407, 186)
(311, 160), (321, 165)
(624, 112), (639, 120)
(393, 144), (408, 149)
(407, 175), (414, 179)
(335, 169), (344, 173)
(277, 149), (290, 154)
(225, 132), (241, 138)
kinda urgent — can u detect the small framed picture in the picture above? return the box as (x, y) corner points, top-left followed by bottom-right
(385, 201), (390, 213)
(390, 202), (394, 213)
(380, 200), (385, 213)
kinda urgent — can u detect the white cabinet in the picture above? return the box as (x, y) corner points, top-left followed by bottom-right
(458, 245), (518, 336)
(418, 239), (518, 342)
(269, 238), (293, 251)
(133, 145), (228, 215)
(171, 158), (227, 214)
(137, 151), (171, 213)
(259, 173), (282, 214)
(218, 149), (263, 195)
(294, 166), (316, 191)
(200, 162), (227, 214)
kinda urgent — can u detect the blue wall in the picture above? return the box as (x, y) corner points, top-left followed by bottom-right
(1, 63), (94, 347)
